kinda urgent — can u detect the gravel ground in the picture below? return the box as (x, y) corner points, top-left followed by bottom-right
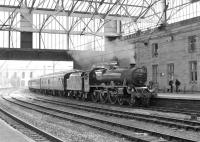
(19, 89), (200, 141)
(0, 96), (130, 142)
(20, 96), (200, 141)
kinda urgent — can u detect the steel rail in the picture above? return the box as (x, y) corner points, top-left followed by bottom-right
(27, 96), (200, 132)
(4, 96), (197, 142)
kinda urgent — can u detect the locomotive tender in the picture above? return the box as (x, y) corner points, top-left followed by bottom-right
(28, 64), (156, 106)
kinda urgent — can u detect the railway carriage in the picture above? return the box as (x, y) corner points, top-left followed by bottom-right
(28, 64), (156, 107)
(40, 73), (65, 95)
(28, 78), (41, 92)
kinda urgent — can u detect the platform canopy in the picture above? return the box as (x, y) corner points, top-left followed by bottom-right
(0, 0), (199, 36)
(0, 0), (156, 21)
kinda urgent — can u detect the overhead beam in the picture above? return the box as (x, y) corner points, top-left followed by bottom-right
(0, 48), (73, 61)
(0, 5), (137, 21)
(2, 27), (120, 36)
(74, 0), (147, 8)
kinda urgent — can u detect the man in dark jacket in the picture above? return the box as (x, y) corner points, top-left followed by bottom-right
(175, 79), (181, 93)
(169, 80), (174, 93)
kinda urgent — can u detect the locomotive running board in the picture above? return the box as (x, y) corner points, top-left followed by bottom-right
(90, 85), (126, 88)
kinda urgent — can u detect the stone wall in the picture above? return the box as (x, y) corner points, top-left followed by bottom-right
(134, 18), (200, 92)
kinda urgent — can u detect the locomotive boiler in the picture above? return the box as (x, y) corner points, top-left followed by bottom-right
(28, 64), (156, 107)
(89, 66), (147, 87)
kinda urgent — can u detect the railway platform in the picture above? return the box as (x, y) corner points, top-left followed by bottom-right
(0, 118), (34, 142)
(157, 92), (200, 100)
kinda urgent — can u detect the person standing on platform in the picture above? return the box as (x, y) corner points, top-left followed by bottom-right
(169, 80), (174, 93)
(175, 79), (181, 93)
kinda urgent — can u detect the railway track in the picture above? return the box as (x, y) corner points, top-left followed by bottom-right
(31, 91), (200, 117)
(3, 95), (200, 142)
(0, 105), (64, 142)
(28, 90), (200, 118)
(25, 96), (200, 131)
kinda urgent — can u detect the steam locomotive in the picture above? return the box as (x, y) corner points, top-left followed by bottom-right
(28, 63), (156, 106)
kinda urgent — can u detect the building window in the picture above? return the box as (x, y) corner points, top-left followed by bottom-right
(152, 43), (158, 57)
(6, 72), (8, 78)
(189, 61), (197, 82)
(188, 35), (196, 52)
(14, 72), (17, 78)
(167, 63), (174, 80)
(21, 80), (25, 87)
(152, 64), (158, 83)
(30, 72), (33, 78)
(22, 72), (25, 79)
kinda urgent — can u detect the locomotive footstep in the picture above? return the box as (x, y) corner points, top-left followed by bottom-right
(117, 96), (124, 105)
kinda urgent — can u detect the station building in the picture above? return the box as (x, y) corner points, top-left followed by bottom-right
(128, 17), (200, 92)
(0, 68), (34, 88)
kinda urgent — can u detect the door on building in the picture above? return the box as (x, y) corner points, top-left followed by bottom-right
(167, 63), (174, 92)
(167, 63), (174, 82)
(152, 64), (158, 83)
(152, 64), (158, 90)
